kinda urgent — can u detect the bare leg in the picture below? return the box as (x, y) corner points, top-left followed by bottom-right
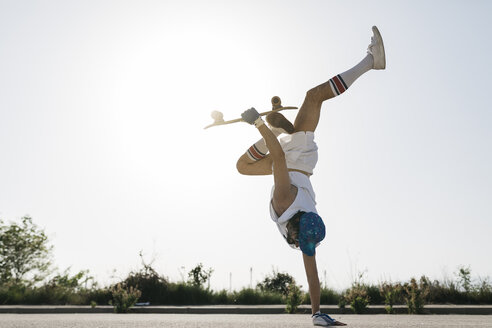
(294, 81), (336, 133)
(236, 128), (284, 175)
(236, 152), (273, 176)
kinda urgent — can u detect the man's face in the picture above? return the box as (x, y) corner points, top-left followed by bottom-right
(287, 227), (299, 247)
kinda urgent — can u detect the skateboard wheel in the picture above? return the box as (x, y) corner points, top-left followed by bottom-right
(271, 96), (281, 109)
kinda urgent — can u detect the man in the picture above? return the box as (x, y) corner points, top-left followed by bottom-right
(236, 26), (386, 326)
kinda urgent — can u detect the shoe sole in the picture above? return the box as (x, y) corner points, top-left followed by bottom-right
(372, 26), (386, 69)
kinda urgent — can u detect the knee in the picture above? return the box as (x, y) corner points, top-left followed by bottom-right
(236, 158), (248, 175)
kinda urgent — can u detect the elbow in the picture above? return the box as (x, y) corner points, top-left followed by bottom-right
(236, 158), (248, 175)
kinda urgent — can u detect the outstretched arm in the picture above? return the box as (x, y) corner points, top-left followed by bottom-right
(303, 252), (321, 314)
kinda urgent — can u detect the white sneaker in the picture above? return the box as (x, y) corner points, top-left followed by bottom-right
(312, 312), (346, 326)
(367, 26), (386, 70)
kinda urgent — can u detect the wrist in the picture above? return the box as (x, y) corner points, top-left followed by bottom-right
(254, 117), (264, 128)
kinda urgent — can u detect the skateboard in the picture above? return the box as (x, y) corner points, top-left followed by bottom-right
(204, 96), (297, 129)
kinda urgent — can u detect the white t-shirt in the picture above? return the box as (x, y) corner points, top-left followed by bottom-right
(269, 172), (318, 249)
(269, 131), (320, 249)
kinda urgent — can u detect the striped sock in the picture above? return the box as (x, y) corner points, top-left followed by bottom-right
(247, 139), (268, 161)
(328, 74), (349, 96)
(332, 54), (373, 95)
(245, 129), (282, 161)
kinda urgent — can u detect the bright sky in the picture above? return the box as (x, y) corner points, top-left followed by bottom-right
(1, 0), (491, 292)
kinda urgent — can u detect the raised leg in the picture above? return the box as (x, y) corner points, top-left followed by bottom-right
(293, 80), (336, 133)
(294, 26), (385, 132)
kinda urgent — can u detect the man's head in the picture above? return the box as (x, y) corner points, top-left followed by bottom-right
(286, 211), (325, 256)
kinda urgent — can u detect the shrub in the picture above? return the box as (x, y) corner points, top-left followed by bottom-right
(344, 283), (370, 314)
(337, 296), (346, 309)
(303, 287), (340, 305)
(211, 289), (230, 304)
(476, 278), (492, 304)
(0, 282), (25, 304)
(285, 282), (303, 314)
(365, 284), (384, 304)
(379, 282), (402, 314)
(122, 264), (168, 304)
(110, 283), (141, 313)
(257, 269), (295, 296)
(164, 282), (212, 305)
(321, 287), (341, 305)
(403, 277), (428, 314)
(233, 288), (283, 305)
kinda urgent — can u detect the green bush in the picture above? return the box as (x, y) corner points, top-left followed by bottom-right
(110, 283), (141, 313)
(476, 278), (492, 304)
(0, 283), (24, 304)
(321, 287), (341, 305)
(257, 270), (295, 296)
(337, 296), (346, 309)
(285, 282), (303, 313)
(122, 265), (168, 304)
(365, 284), (383, 304)
(303, 287), (340, 305)
(233, 288), (283, 305)
(165, 282), (212, 305)
(379, 282), (402, 314)
(344, 283), (370, 314)
(211, 289), (230, 304)
(404, 277), (428, 314)
(0, 270), (106, 305)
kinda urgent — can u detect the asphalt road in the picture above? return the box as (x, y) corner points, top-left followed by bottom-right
(1, 314), (491, 328)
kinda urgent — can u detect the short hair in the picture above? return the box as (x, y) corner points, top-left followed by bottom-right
(286, 211), (305, 245)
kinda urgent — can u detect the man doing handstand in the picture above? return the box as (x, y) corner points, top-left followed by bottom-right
(236, 26), (386, 326)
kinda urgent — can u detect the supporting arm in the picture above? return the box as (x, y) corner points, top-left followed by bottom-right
(303, 252), (321, 314)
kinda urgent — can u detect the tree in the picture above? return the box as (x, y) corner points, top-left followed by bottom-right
(187, 263), (213, 288)
(457, 265), (472, 293)
(257, 269), (295, 296)
(0, 216), (53, 285)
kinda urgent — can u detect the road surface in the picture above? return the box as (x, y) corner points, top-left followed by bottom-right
(0, 313), (491, 327)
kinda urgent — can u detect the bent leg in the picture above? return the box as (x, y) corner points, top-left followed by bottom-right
(236, 128), (284, 175)
(236, 153), (273, 176)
